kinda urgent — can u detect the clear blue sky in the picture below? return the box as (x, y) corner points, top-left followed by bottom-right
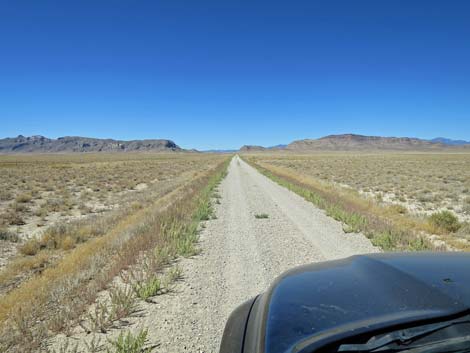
(1, 1), (469, 150)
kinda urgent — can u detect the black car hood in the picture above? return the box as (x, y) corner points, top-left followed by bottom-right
(249, 253), (470, 353)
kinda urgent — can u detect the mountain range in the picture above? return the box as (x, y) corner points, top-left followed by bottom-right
(0, 135), (181, 153)
(239, 144), (287, 152)
(238, 134), (470, 152)
(0, 134), (469, 153)
(430, 137), (470, 146)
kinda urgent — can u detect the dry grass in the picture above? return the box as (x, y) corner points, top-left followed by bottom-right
(0, 153), (229, 352)
(244, 152), (470, 251)
(0, 153), (224, 290)
(249, 153), (470, 219)
(0, 153), (222, 241)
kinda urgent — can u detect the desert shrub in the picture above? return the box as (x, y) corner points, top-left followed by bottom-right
(19, 239), (40, 256)
(0, 307), (47, 352)
(389, 204), (408, 215)
(418, 193), (434, 203)
(254, 213), (269, 219)
(44, 198), (65, 212)
(15, 193), (32, 203)
(34, 205), (48, 218)
(0, 190), (12, 201)
(0, 227), (19, 242)
(130, 201), (143, 211)
(78, 202), (92, 214)
(40, 224), (72, 249)
(429, 210), (461, 233)
(39, 221), (105, 250)
(9, 201), (25, 213)
(60, 236), (75, 250)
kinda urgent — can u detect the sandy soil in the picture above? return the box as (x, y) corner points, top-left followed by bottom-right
(52, 156), (378, 352)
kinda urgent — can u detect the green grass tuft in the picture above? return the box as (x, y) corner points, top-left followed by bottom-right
(254, 213), (269, 219)
(107, 329), (152, 353)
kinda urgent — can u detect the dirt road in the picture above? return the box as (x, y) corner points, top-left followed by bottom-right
(140, 156), (378, 352)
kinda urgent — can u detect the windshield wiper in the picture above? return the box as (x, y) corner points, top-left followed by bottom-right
(338, 316), (470, 352)
(398, 335), (470, 353)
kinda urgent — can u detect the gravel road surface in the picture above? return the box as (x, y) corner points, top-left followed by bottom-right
(141, 156), (378, 352)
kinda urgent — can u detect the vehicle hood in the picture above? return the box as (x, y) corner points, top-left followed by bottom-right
(250, 253), (470, 353)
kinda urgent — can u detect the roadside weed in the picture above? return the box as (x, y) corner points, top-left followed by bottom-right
(0, 156), (230, 350)
(245, 157), (437, 251)
(107, 329), (152, 353)
(255, 213), (269, 219)
(109, 287), (138, 321)
(132, 277), (162, 301)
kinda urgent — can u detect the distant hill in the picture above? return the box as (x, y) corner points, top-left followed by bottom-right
(286, 134), (468, 151)
(239, 144), (287, 152)
(0, 135), (182, 153)
(239, 145), (267, 152)
(430, 137), (470, 146)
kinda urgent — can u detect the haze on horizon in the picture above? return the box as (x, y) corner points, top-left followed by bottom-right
(1, 1), (470, 150)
